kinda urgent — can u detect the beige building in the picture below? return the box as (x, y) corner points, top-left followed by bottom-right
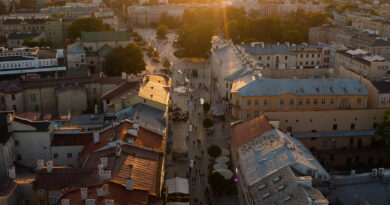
(335, 48), (390, 81)
(0, 73), (125, 115)
(231, 78), (368, 120)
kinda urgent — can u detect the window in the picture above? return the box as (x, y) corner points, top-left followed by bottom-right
(331, 138), (336, 148)
(267, 56), (270, 60)
(17, 154), (21, 160)
(298, 99), (302, 105)
(246, 112), (251, 119)
(333, 124), (337, 130)
(258, 56), (262, 60)
(14, 140), (19, 146)
(310, 137), (316, 141)
(330, 98), (334, 104)
(287, 126), (292, 133)
(322, 139), (327, 147)
(11, 95), (15, 100)
(289, 99), (294, 105)
(357, 98), (361, 105)
(263, 99), (268, 106)
(254, 111), (260, 118)
(236, 99), (239, 105)
(39, 200), (44, 205)
(24, 200), (30, 205)
(93, 88), (97, 95)
(49, 194), (57, 203)
(226, 82), (228, 88)
(321, 99), (326, 105)
(330, 154), (334, 161)
(285, 56), (288, 60)
(30, 94), (36, 101)
(350, 123), (355, 130)
(342, 98), (348, 105)
(247, 100), (251, 106)
(381, 98), (386, 105)
(254, 99), (259, 105)
(34, 105), (39, 112)
(67, 153), (72, 158)
(349, 137), (354, 146)
(280, 99), (284, 105)
(53, 153), (58, 159)
(306, 99), (310, 105)
(278, 184), (285, 191)
(313, 99), (318, 105)
(12, 105), (16, 111)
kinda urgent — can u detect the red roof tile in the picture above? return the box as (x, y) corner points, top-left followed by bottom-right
(58, 181), (161, 205)
(82, 145), (163, 196)
(80, 120), (165, 158)
(51, 133), (93, 146)
(33, 168), (99, 190)
(231, 115), (273, 150)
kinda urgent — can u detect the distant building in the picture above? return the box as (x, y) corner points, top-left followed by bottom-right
(7, 32), (44, 49)
(0, 111), (16, 179)
(66, 39), (86, 70)
(335, 48), (390, 81)
(127, 5), (189, 26)
(0, 47), (66, 77)
(231, 115), (329, 205)
(81, 31), (131, 72)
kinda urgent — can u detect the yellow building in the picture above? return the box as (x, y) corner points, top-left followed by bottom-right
(231, 78), (368, 120)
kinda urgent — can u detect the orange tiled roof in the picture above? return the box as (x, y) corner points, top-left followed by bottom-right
(80, 120), (165, 158)
(33, 168), (99, 190)
(82, 145), (163, 197)
(231, 115), (273, 150)
(58, 181), (156, 205)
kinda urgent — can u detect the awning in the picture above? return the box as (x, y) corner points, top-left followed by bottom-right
(166, 177), (189, 194)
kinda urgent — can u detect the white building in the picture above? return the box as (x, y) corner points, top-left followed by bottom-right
(66, 40), (86, 70)
(0, 47), (66, 76)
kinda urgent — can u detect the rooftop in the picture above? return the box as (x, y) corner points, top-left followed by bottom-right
(82, 144), (163, 196)
(372, 81), (390, 94)
(81, 31), (131, 42)
(138, 75), (171, 106)
(101, 81), (139, 106)
(232, 78), (368, 96)
(241, 43), (332, 55)
(58, 181), (161, 205)
(13, 116), (51, 131)
(8, 32), (42, 39)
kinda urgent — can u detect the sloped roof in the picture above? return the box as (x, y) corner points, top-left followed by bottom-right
(231, 115), (273, 150)
(58, 181), (155, 205)
(233, 78), (368, 96)
(101, 81), (139, 106)
(82, 144), (163, 196)
(138, 77), (170, 106)
(8, 32), (42, 39)
(372, 81), (390, 94)
(51, 133), (93, 146)
(166, 177), (189, 195)
(33, 168), (99, 190)
(81, 31), (131, 42)
(13, 116), (51, 131)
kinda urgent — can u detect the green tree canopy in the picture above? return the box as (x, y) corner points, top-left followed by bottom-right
(23, 38), (53, 48)
(177, 22), (214, 57)
(208, 144), (221, 158)
(67, 17), (112, 41)
(203, 118), (214, 129)
(156, 25), (168, 39)
(103, 43), (146, 76)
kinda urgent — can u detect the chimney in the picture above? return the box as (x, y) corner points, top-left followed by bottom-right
(121, 72), (127, 80)
(99, 170), (111, 181)
(125, 178), (133, 190)
(100, 157), (108, 168)
(126, 165), (133, 190)
(93, 132), (99, 144)
(105, 199), (114, 205)
(116, 144), (121, 157)
(37, 159), (44, 170)
(81, 188), (88, 200)
(61, 199), (70, 205)
(97, 184), (109, 197)
(8, 166), (16, 179)
(46, 161), (53, 173)
(85, 199), (95, 205)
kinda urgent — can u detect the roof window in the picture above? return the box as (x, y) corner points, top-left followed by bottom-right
(262, 192), (270, 199)
(273, 176), (281, 182)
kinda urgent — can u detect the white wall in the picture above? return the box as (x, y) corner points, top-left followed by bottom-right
(50, 146), (83, 167)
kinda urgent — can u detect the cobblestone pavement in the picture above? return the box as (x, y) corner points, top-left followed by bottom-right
(136, 28), (239, 205)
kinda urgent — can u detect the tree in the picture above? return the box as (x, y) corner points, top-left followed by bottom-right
(23, 38), (53, 47)
(156, 25), (168, 39)
(162, 58), (171, 70)
(67, 17), (112, 41)
(203, 118), (214, 129)
(103, 43), (146, 76)
(208, 172), (229, 195)
(376, 108), (390, 142)
(177, 22), (214, 57)
(208, 144), (221, 158)
(203, 102), (210, 112)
